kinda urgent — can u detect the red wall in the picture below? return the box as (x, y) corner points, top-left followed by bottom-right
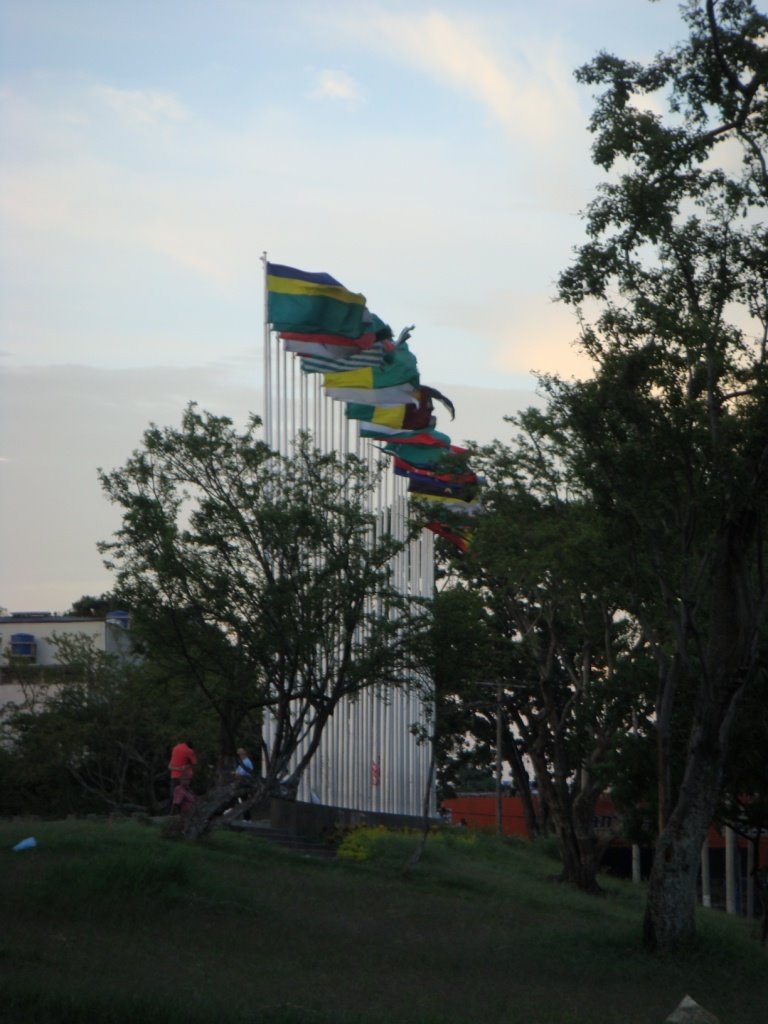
(442, 793), (767, 854)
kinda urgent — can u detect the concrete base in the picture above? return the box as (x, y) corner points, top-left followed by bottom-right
(269, 796), (434, 839)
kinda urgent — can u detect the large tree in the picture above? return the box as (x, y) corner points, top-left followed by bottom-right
(99, 404), (424, 837)
(548, 0), (768, 947)
(431, 429), (643, 893)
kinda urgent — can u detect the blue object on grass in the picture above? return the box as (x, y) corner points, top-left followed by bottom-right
(12, 837), (37, 851)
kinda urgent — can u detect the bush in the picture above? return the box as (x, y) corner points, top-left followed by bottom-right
(336, 825), (390, 862)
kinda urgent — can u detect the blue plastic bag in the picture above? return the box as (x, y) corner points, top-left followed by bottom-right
(12, 837), (37, 852)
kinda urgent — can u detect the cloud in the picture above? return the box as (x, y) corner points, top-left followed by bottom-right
(0, 361), (263, 613)
(93, 85), (191, 126)
(0, 84), (243, 292)
(309, 69), (363, 104)
(0, 360), (540, 613)
(475, 290), (593, 381)
(432, 382), (543, 448)
(0, 21), (593, 382)
(357, 10), (581, 146)
(0, 161), (249, 295)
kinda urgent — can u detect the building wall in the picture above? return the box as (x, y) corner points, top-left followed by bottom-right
(442, 793), (768, 861)
(0, 614), (131, 709)
(0, 616), (110, 668)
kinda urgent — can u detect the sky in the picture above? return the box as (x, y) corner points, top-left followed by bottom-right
(0, 0), (689, 615)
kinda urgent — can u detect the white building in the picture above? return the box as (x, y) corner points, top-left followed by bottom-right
(0, 611), (131, 706)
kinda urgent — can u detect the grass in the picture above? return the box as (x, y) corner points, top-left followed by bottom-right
(0, 818), (765, 1024)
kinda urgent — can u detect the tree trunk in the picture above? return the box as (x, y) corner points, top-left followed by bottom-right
(573, 783), (604, 894)
(518, 774), (540, 841)
(644, 519), (757, 949)
(181, 775), (270, 840)
(403, 740), (437, 876)
(550, 814), (602, 892)
(642, 739), (722, 949)
(503, 729), (539, 838)
(531, 754), (603, 893)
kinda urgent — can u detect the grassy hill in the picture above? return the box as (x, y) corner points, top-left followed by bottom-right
(0, 818), (765, 1024)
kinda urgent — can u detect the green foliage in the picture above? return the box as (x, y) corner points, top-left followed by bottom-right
(66, 592), (120, 617)
(437, 436), (647, 888)
(98, 404), (424, 792)
(337, 824), (480, 865)
(547, 0), (768, 949)
(433, 0), (768, 940)
(0, 632), (216, 816)
(718, 657), (768, 842)
(336, 824), (392, 862)
(428, 586), (500, 799)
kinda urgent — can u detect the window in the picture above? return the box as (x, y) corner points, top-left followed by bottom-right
(10, 633), (36, 660)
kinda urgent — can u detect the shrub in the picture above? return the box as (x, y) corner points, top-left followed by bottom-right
(336, 825), (389, 862)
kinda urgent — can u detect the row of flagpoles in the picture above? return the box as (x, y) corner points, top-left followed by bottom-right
(263, 259), (481, 553)
(260, 256), (446, 816)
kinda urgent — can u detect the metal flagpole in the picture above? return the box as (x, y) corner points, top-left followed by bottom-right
(261, 252), (272, 448)
(281, 332), (289, 454)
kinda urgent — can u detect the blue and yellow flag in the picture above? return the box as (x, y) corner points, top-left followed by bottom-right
(267, 262), (367, 339)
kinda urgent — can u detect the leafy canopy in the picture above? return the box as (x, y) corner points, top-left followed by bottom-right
(99, 404), (425, 784)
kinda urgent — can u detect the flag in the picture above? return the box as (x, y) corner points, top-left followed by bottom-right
(382, 441), (468, 468)
(283, 338), (362, 359)
(279, 313), (392, 353)
(409, 490), (483, 514)
(281, 330), (377, 351)
(345, 402), (423, 428)
(324, 341), (419, 392)
(421, 385), (456, 421)
(360, 424), (452, 446)
(345, 388), (437, 431)
(266, 262), (367, 338)
(358, 421), (435, 440)
(393, 458), (479, 487)
(299, 338), (389, 375)
(407, 475), (480, 501)
(324, 383), (421, 406)
(425, 520), (474, 553)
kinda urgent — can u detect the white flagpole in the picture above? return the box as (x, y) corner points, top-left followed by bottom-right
(261, 252), (272, 448)
(280, 333), (288, 454)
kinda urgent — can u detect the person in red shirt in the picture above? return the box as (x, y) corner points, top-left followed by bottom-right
(168, 740), (196, 811)
(172, 776), (196, 816)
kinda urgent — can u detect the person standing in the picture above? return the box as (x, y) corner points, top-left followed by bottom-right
(235, 747), (254, 777)
(171, 774), (196, 816)
(168, 740), (196, 810)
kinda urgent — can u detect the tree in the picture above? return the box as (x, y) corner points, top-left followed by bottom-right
(429, 586), (495, 791)
(98, 404), (424, 837)
(549, 0), (768, 947)
(430, 582), (543, 836)
(66, 593), (120, 617)
(0, 633), (210, 815)
(433, 429), (643, 892)
(717, 660), (768, 872)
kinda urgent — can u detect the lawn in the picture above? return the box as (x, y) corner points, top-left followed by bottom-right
(0, 818), (765, 1024)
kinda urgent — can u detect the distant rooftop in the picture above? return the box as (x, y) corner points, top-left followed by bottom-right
(0, 611), (116, 623)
